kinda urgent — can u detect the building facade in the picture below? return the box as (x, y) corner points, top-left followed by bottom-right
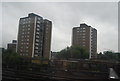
(43, 19), (52, 59)
(17, 13), (52, 59)
(72, 23), (97, 59)
(7, 40), (17, 52)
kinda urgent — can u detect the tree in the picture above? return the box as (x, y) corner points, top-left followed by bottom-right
(2, 49), (31, 67)
(56, 46), (89, 59)
(97, 51), (119, 61)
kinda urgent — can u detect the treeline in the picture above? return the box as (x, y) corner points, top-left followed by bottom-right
(2, 49), (31, 67)
(55, 46), (120, 61)
(56, 46), (89, 60)
(97, 51), (120, 61)
(2, 49), (49, 69)
(2, 48), (120, 67)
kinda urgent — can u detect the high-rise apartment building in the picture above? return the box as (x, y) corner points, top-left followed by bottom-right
(72, 23), (97, 59)
(17, 13), (52, 59)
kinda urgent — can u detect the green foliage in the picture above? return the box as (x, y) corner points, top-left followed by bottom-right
(56, 46), (89, 59)
(2, 49), (31, 66)
(98, 51), (120, 61)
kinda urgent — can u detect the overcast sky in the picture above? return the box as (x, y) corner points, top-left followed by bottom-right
(1, 2), (118, 53)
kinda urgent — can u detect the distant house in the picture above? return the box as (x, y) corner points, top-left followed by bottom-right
(7, 40), (17, 52)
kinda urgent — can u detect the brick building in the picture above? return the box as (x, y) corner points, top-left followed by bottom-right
(17, 13), (52, 59)
(72, 23), (97, 59)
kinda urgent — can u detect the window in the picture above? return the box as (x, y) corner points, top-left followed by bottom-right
(83, 33), (86, 35)
(37, 21), (40, 23)
(83, 42), (85, 44)
(83, 39), (85, 40)
(37, 17), (41, 20)
(27, 39), (29, 41)
(29, 18), (31, 20)
(83, 36), (85, 38)
(20, 50), (23, 52)
(26, 18), (28, 21)
(46, 27), (48, 30)
(36, 39), (39, 42)
(83, 45), (85, 46)
(28, 28), (30, 30)
(35, 43), (39, 46)
(36, 28), (40, 31)
(28, 21), (31, 23)
(36, 32), (39, 34)
(83, 27), (86, 29)
(37, 24), (40, 27)
(23, 19), (26, 21)
(41, 44), (42, 46)
(22, 36), (24, 38)
(77, 28), (79, 30)
(46, 31), (48, 33)
(26, 50), (28, 52)
(35, 50), (38, 53)
(83, 30), (86, 32)
(27, 35), (29, 38)
(40, 40), (42, 43)
(35, 54), (38, 56)
(46, 24), (49, 26)
(77, 31), (79, 32)
(22, 22), (25, 24)
(28, 25), (30, 27)
(35, 47), (38, 49)
(36, 35), (39, 38)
